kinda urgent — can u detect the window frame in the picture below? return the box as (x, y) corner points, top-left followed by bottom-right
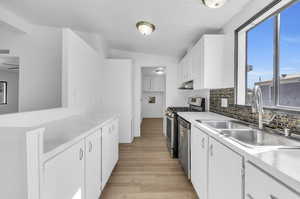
(235, 0), (300, 111)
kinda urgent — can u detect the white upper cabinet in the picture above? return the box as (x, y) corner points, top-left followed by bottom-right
(143, 76), (152, 91)
(177, 61), (184, 87)
(143, 76), (165, 92)
(178, 34), (225, 89)
(245, 162), (300, 199)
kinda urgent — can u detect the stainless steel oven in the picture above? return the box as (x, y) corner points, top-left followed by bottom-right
(178, 116), (191, 179)
(166, 114), (175, 157)
(165, 97), (206, 159)
(166, 112), (178, 158)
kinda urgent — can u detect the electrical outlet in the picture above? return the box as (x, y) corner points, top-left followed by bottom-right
(221, 98), (228, 108)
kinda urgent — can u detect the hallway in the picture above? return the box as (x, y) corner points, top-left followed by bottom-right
(101, 118), (198, 199)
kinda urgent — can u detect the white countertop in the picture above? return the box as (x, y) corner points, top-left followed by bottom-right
(41, 112), (118, 158)
(177, 111), (300, 193)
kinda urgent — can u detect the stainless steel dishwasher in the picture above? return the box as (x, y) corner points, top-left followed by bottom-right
(178, 116), (191, 179)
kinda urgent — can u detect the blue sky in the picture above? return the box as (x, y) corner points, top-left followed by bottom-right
(247, 1), (300, 88)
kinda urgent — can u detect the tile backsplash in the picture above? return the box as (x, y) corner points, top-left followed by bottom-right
(209, 88), (300, 135)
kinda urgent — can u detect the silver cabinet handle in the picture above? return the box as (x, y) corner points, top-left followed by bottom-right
(270, 195), (278, 199)
(79, 148), (84, 160)
(246, 194), (254, 199)
(88, 141), (93, 152)
(210, 144), (213, 156)
(201, 138), (205, 149)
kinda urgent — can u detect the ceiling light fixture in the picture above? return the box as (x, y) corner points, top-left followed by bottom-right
(136, 21), (156, 36)
(154, 67), (165, 75)
(202, 0), (227, 8)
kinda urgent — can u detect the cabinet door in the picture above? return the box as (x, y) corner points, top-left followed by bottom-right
(185, 53), (193, 82)
(177, 60), (185, 87)
(85, 130), (101, 199)
(208, 138), (243, 199)
(182, 56), (188, 82)
(191, 42), (202, 81)
(111, 119), (119, 166)
(151, 76), (164, 92)
(245, 162), (300, 199)
(43, 141), (85, 199)
(101, 124), (112, 189)
(143, 77), (151, 91)
(203, 35), (225, 89)
(191, 126), (208, 199)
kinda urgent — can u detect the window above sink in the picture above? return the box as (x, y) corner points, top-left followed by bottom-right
(235, 0), (300, 111)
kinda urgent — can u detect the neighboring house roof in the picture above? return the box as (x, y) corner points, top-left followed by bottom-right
(255, 74), (300, 86)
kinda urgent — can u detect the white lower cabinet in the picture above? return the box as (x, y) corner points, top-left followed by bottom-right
(43, 140), (85, 199)
(191, 126), (300, 199)
(245, 162), (300, 199)
(102, 119), (119, 189)
(111, 118), (119, 166)
(42, 118), (119, 199)
(85, 130), (102, 199)
(191, 126), (243, 199)
(208, 138), (243, 199)
(191, 126), (208, 199)
(102, 123), (112, 188)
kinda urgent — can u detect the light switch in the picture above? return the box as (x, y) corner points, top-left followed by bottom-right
(221, 98), (228, 108)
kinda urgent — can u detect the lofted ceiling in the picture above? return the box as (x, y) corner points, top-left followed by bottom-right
(0, 0), (251, 57)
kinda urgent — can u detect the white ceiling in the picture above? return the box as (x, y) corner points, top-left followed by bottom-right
(0, 0), (251, 57)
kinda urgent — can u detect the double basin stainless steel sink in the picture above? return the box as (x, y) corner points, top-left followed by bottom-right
(197, 120), (300, 149)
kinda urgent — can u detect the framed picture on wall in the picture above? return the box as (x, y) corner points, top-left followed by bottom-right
(148, 96), (156, 104)
(0, 81), (7, 105)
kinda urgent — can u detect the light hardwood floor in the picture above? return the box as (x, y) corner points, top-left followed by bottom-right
(101, 118), (198, 199)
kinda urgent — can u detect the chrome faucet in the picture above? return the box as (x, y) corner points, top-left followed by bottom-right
(252, 85), (276, 130)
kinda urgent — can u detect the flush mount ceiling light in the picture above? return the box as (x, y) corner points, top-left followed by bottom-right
(202, 0), (227, 8)
(136, 21), (156, 36)
(154, 67), (165, 75)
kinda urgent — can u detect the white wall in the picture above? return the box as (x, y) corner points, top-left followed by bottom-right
(75, 30), (108, 58)
(108, 49), (186, 137)
(102, 59), (133, 143)
(0, 70), (19, 114)
(221, 0), (279, 87)
(0, 26), (62, 112)
(0, 7), (80, 127)
(142, 92), (164, 118)
(62, 29), (105, 112)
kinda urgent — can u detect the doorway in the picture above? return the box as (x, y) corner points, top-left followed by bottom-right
(141, 67), (166, 119)
(0, 55), (19, 114)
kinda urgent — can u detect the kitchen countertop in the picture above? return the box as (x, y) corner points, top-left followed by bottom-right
(177, 111), (300, 193)
(42, 112), (118, 154)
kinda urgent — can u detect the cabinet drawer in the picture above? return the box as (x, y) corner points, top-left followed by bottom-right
(245, 162), (300, 199)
